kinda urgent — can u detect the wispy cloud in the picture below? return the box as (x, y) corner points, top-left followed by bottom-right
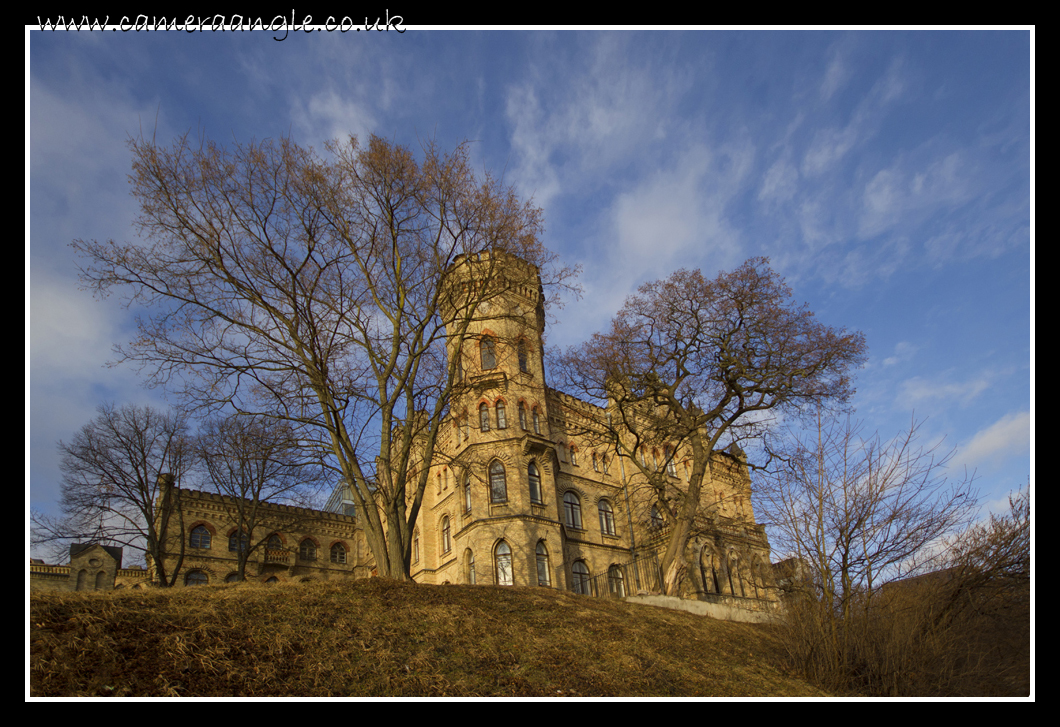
(959, 410), (1030, 470)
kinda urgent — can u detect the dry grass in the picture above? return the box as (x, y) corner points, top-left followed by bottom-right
(30, 579), (826, 697)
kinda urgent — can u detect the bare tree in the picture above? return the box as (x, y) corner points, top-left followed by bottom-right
(195, 415), (331, 581)
(554, 260), (866, 594)
(72, 133), (573, 580)
(756, 412), (980, 694)
(35, 404), (195, 586)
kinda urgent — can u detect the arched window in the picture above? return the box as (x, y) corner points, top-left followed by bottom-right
(536, 541), (551, 586)
(665, 447), (677, 477)
(330, 543), (347, 564)
(650, 505), (664, 530)
(519, 402), (528, 430)
(608, 565), (626, 597)
(95, 571), (107, 590)
(528, 462), (542, 504)
(563, 492), (582, 530)
(481, 337), (497, 370)
(572, 560), (591, 595)
(466, 549), (476, 585)
(489, 461), (507, 503)
(463, 475), (472, 512)
(299, 539), (317, 561)
(592, 452), (599, 472)
(496, 401), (507, 429)
(412, 529), (420, 563)
(267, 534), (283, 551)
(495, 541), (513, 586)
(570, 446), (578, 466)
(441, 515), (452, 554)
(229, 530), (248, 553)
(602, 455), (610, 474)
(532, 408), (541, 435)
(225, 572), (242, 583)
(598, 499), (616, 536)
(185, 570), (208, 587)
(518, 340), (529, 373)
(479, 402), (490, 431)
(190, 525), (211, 549)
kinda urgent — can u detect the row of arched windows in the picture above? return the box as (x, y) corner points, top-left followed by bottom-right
(472, 400), (544, 435)
(187, 525), (348, 564)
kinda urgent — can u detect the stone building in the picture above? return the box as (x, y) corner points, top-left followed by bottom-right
(33, 252), (777, 611)
(407, 251), (778, 609)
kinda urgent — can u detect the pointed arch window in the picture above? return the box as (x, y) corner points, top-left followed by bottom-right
(665, 446), (677, 477)
(496, 401), (507, 429)
(481, 337), (497, 370)
(528, 462), (542, 504)
(190, 525), (211, 549)
(532, 408), (541, 435)
(489, 461), (507, 503)
(330, 543), (347, 564)
(570, 446), (578, 466)
(441, 516), (452, 554)
(495, 541), (513, 586)
(463, 474), (472, 512)
(229, 530), (249, 554)
(299, 539), (317, 561)
(519, 402), (528, 430)
(479, 402), (490, 431)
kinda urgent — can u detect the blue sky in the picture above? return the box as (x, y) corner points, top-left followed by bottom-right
(28, 28), (1032, 552)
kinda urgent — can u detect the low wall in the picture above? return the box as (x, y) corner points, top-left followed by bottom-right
(626, 594), (780, 624)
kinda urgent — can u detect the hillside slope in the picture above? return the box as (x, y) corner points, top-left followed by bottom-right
(30, 579), (826, 697)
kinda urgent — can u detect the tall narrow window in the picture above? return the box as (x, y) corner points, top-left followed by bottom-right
(532, 408), (541, 434)
(608, 565), (626, 597)
(479, 402), (490, 431)
(412, 530), (420, 564)
(570, 446), (578, 466)
(598, 500), (616, 536)
(536, 541), (551, 586)
(441, 516), (452, 554)
(466, 549), (476, 585)
(518, 340), (529, 373)
(495, 541), (513, 586)
(665, 447), (677, 477)
(563, 492), (582, 529)
(519, 402), (528, 430)
(592, 452), (599, 472)
(572, 560), (591, 595)
(463, 475), (472, 512)
(650, 504), (664, 530)
(496, 401), (507, 429)
(481, 337), (497, 370)
(489, 461), (507, 503)
(528, 462), (542, 504)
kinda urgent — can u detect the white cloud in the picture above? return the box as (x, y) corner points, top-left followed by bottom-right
(897, 374), (990, 408)
(959, 411), (1030, 469)
(882, 341), (918, 367)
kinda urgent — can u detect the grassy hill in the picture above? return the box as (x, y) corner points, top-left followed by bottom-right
(30, 578), (826, 697)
